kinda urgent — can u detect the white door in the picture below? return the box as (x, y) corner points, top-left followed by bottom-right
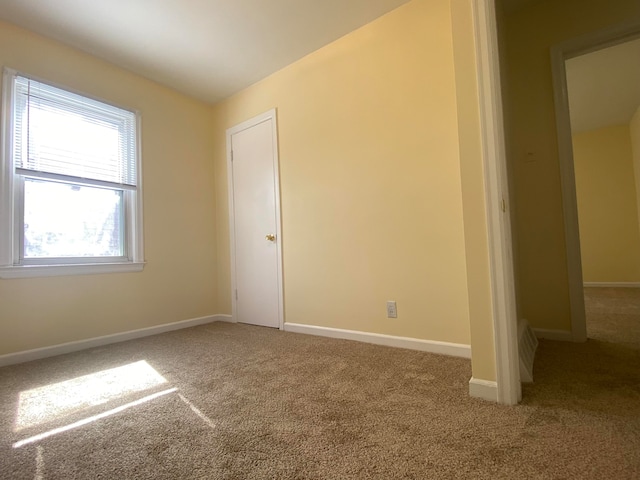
(227, 110), (282, 328)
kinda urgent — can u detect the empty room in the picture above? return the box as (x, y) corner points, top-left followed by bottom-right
(1, 0), (639, 478)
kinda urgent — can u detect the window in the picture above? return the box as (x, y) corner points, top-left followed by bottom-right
(0, 69), (144, 278)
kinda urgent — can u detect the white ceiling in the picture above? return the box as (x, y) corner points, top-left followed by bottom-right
(566, 38), (640, 133)
(0, 0), (410, 104)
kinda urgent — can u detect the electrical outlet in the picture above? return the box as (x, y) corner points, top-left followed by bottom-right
(386, 301), (397, 318)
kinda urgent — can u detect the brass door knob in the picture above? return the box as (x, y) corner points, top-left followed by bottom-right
(265, 234), (276, 242)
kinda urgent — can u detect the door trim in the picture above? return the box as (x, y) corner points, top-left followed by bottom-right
(472, 0), (521, 405)
(226, 109), (284, 330)
(550, 21), (640, 343)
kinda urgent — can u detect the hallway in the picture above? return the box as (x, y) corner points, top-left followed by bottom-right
(584, 287), (640, 346)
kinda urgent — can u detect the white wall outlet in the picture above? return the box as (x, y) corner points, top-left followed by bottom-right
(386, 301), (397, 318)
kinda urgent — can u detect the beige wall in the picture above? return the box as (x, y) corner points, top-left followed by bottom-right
(0, 20), (217, 355)
(214, 0), (475, 348)
(573, 125), (640, 282)
(504, 0), (640, 330)
(631, 106), (640, 231)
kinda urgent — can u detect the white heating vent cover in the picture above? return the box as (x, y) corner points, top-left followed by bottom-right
(518, 318), (538, 383)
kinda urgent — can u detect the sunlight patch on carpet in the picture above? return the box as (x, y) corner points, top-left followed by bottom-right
(13, 387), (178, 448)
(178, 393), (216, 429)
(15, 360), (168, 431)
(34, 445), (44, 480)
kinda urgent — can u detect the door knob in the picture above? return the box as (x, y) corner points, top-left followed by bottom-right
(265, 234), (276, 242)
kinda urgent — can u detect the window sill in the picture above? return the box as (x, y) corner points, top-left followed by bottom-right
(0, 262), (146, 279)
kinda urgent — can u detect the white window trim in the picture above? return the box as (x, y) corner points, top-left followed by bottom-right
(0, 68), (145, 279)
(0, 262), (145, 279)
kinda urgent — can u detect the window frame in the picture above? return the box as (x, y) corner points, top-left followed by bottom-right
(0, 68), (145, 278)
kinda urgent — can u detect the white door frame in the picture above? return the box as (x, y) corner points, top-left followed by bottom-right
(473, 0), (521, 405)
(550, 21), (640, 343)
(226, 108), (285, 330)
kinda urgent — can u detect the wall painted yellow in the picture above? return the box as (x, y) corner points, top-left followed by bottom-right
(214, 0), (474, 348)
(631, 106), (640, 231)
(0, 20), (217, 355)
(450, 0), (496, 381)
(573, 125), (640, 282)
(503, 0), (640, 330)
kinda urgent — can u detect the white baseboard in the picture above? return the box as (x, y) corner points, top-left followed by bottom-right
(215, 314), (235, 323)
(283, 323), (471, 359)
(468, 377), (498, 402)
(584, 282), (640, 288)
(533, 328), (575, 342)
(0, 314), (232, 367)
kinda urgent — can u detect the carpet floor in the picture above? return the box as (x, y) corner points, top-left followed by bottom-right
(0, 288), (638, 479)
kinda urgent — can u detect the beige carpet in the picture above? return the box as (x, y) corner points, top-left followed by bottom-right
(0, 290), (639, 479)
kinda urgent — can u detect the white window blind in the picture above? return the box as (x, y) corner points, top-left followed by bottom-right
(13, 75), (137, 189)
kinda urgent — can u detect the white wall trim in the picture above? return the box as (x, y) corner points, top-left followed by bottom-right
(283, 323), (471, 359)
(0, 68), (15, 269)
(551, 22), (640, 344)
(0, 262), (145, 279)
(584, 282), (640, 288)
(533, 328), (575, 342)
(226, 109), (285, 330)
(472, 0), (521, 405)
(214, 314), (235, 323)
(0, 314), (231, 367)
(469, 377), (498, 402)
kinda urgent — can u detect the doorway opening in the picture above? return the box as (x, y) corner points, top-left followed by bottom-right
(551, 23), (640, 343)
(523, 24), (640, 413)
(564, 38), (640, 346)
